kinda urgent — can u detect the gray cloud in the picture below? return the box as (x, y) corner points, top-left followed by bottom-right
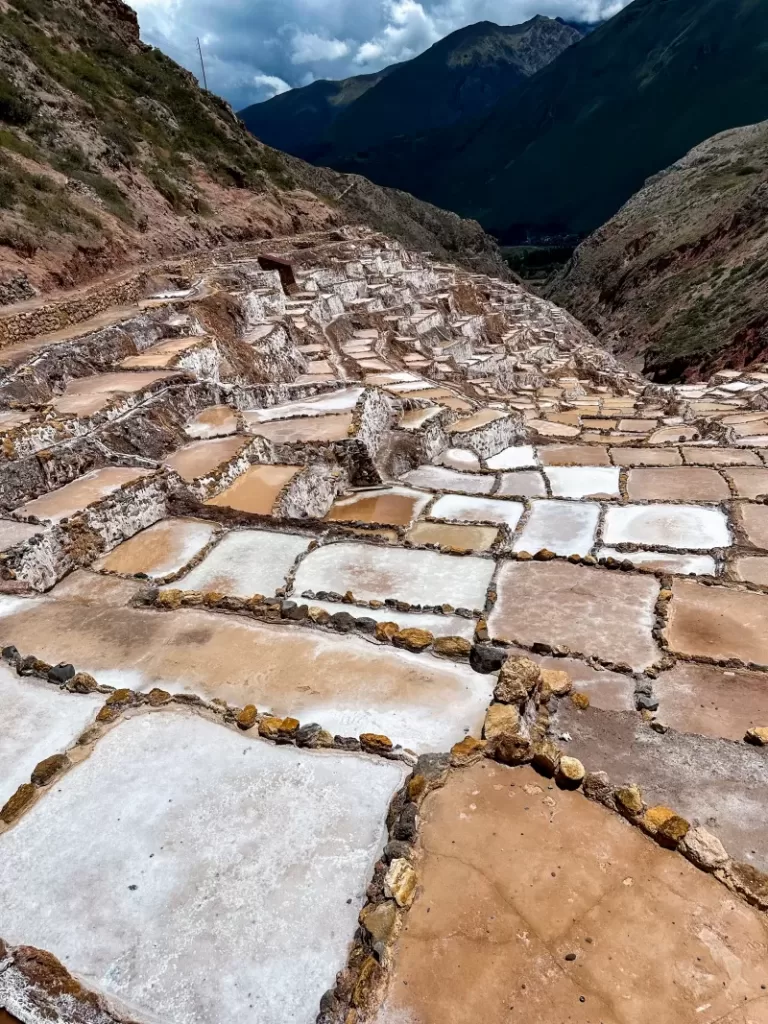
(130, 0), (631, 110)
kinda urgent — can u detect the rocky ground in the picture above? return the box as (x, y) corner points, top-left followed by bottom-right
(0, 0), (507, 307)
(0, 226), (766, 1024)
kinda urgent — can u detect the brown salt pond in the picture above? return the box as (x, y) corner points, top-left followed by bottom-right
(653, 662), (768, 741)
(52, 371), (174, 417)
(185, 405), (240, 439)
(246, 412), (353, 443)
(119, 336), (207, 369)
(489, 560), (660, 670)
(665, 579), (768, 665)
(376, 760), (768, 1024)
(0, 592), (494, 753)
(94, 518), (218, 578)
(205, 465), (300, 515)
(732, 555), (768, 586)
(324, 487), (430, 527)
(406, 520), (499, 551)
(538, 445), (611, 466)
(724, 467), (768, 497)
(626, 466), (730, 501)
(449, 408), (505, 433)
(0, 519), (42, 549)
(163, 436), (246, 482)
(739, 502), (768, 549)
(13, 467), (149, 523)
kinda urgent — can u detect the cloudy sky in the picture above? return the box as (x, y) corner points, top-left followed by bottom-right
(130, 0), (631, 112)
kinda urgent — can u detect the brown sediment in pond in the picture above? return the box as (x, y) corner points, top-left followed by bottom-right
(324, 488), (428, 527)
(120, 336), (206, 368)
(248, 413), (354, 443)
(95, 518), (218, 577)
(52, 371), (173, 416)
(205, 465), (300, 515)
(185, 405), (239, 439)
(163, 436), (246, 481)
(13, 467), (149, 522)
(406, 520), (498, 551)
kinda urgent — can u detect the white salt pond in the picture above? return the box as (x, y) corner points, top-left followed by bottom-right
(545, 465), (621, 499)
(246, 388), (363, 422)
(597, 548), (718, 575)
(297, 598), (476, 640)
(0, 663), (102, 807)
(436, 448), (482, 471)
(603, 505), (731, 550)
(485, 445), (537, 470)
(0, 713), (405, 1024)
(292, 541), (494, 610)
(428, 494), (524, 529)
(96, 518), (218, 579)
(172, 528), (310, 597)
(514, 500), (600, 556)
(401, 465), (494, 494)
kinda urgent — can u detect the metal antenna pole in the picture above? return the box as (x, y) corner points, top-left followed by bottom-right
(196, 36), (208, 91)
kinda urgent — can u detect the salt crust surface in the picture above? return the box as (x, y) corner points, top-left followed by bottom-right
(0, 663), (102, 806)
(401, 465), (494, 494)
(292, 541), (495, 609)
(428, 494), (524, 529)
(247, 388), (363, 421)
(171, 529), (310, 597)
(544, 466), (621, 498)
(96, 519), (218, 579)
(301, 598), (476, 639)
(597, 548), (717, 576)
(603, 505), (731, 550)
(485, 446), (537, 470)
(514, 500), (600, 556)
(0, 713), (405, 1024)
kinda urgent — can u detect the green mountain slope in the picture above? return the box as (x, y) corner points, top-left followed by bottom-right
(327, 0), (768, 244)
(239, 17), (581, 165)
(238, 65), (398, 160)
(0, 0), (509, 303)
(548, 120), (768, 381)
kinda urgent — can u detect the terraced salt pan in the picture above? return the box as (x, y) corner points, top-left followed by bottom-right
(429, 494), (524, 529)
(293, 541), (494, 610)
(603, 505), (731, 550)
(436, 448), (482, 471)
(0, 713), (405, 1024)
(495, 471), (547, 497)
(298, 599), (477, 640)
(164, 436), (246, 481)
(171, 528), (310, 598)
(514, 500), (600, 556)
(485, 445), (537, 470)
(545, 465), (620, 498)
(13, 467), (148, 523)
(246, 388), (363, 422)
(205, 465), (300, 515)
(0, 519), (42, 550)
(0, 663), (102, 807)
(597, 548), (717, 576)
(96, 518), (218, 578)
(52, 370), (173, 417)
(185, 404), (239, 439)
(324, 487), (430, 527)
(402, 465), (494, 494)
(407, 520), (499, 551)
(0, 597), (494, 750)
(120, 336), (207, 369)
(247, 412), (354, 443)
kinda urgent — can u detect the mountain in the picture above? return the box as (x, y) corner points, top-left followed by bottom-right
(0, 0), (509, 305)
(238, 64), (399, 160)
(239, 17), (582, 165)
(548, 121), (768, 381)
(324, 0), (768, 244)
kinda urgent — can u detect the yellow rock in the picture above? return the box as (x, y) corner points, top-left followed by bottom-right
(450, 735), (487, 767)
(385, 858), (417, 907)
(540, 668), (572, 698)
(237, 704), (258, 730)
(374, 620), (400, 642)
(156, 589), (183, 610)
(557, 756), (585, 788)
(745, 727), (768, 746)
(258, 716), (283, 739)
(0, 782), (36, 823)
(360, 732), (393, 754)
(571, 691), (590, 710)
(433, 635), (472, 658)
(392, 627), (433, 652)
(615, 784), (644, 816)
